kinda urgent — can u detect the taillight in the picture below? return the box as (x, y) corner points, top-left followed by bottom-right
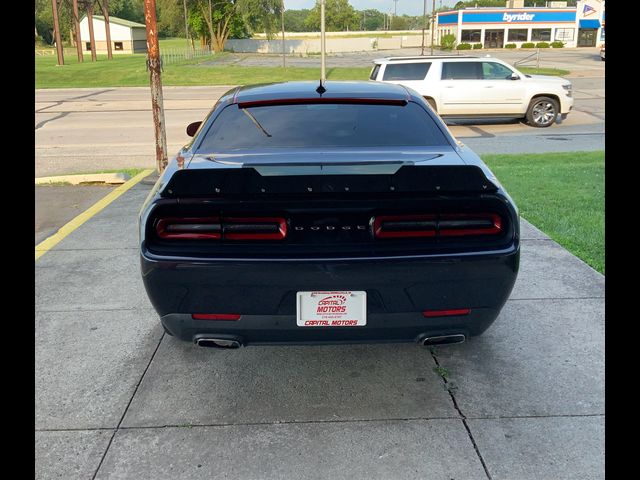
(374, 213), (502, 239)
(156, 217), (287, 241)
(156, 217), (221, 240)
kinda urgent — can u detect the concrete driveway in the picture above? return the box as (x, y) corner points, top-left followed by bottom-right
(35, 178), (604, 479)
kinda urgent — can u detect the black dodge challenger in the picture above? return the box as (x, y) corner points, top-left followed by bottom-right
(139, 81), (520, 348)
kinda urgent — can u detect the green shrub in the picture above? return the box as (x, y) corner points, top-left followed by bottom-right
(473, 43), (483, 49)
(505, 43), (517, 49)
(521, 42), (535, 48)
(456, 43), (472, 50)
(550, 41), (564, 48)
(536, 42), (550, 48)
(441, 34), (456, 51)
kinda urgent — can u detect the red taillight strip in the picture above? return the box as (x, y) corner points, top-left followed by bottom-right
(223, 217), (287, 240)
(156, 217), (287, 241)
(374, 215), (437, 239)
(374, 213), (502, 239)
(237, 98), (408, 108)
(423, 309), (471, 318)
(438, 213), (502, 237)
(156, 217), (221, 240)
(192, 314), (241, 321)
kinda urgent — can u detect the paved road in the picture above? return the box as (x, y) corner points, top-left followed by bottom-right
(35, 180), (604, 479)
(35, 49), (604, 177)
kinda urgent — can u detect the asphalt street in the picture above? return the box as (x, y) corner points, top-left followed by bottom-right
(35, 48), (604, 177)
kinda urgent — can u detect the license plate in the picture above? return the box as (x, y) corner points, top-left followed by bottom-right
(296, 291), (367, 327)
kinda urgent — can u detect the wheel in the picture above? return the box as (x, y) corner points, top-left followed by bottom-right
(526, 96), (558, 128)
(424, 97), (437, 113)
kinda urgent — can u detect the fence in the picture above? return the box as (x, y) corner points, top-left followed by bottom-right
(159, 46), (213, 65)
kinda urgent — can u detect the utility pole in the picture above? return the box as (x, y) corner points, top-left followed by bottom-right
(51, 0), (64, 65)
(86, 1), (98, 61)
(430, 0), (436, 55)
(72, 0), (83, 62)
(393, 0), (398, 17)
(143, 0), (168, 173)
(101, 0), (113, 59)
(281, 0), (286, 68)
(320, 0), (326, 83)
(421, 0), (427, 55)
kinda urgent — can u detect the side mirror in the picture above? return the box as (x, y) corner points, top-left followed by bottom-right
(510, 73), (520, 80)
(186, 121), (202, 137)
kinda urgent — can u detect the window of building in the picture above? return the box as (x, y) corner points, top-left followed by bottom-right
(461, 29), (481, 43)
(507, 29), (528, 42)
(114, 42), (124, 50)
(382, 63), (432, 81)
(481, 62), (515, 80)
(441, 62), (483, 80)
(531, 29), (551, 42)
(555, 28), (575, 41)
(85, 42), (91, 51)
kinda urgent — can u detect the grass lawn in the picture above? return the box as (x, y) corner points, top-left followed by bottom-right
(518, 67), (570, 76)
(481, 151), (604, 274)
(35, 54), (370, 88)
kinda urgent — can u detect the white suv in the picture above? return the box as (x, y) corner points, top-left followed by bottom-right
(370, 55), (573, 127)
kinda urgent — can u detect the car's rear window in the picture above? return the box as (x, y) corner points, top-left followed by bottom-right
(382, 63), (431, 81)
(370, 64), (381, 80)
(196, 102), (449, 151)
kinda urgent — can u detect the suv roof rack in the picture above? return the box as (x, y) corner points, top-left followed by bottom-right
(379, 55), (481, 61)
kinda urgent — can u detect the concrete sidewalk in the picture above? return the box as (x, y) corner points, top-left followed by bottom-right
(35, 181), (604, 480)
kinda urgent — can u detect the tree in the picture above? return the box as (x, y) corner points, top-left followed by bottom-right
(304, 0), (359, 32)
(193, 0), (281, 52)
(361, 9), (384, 31)
(284, 9), (310, 32)
(157, 0), (184, 37)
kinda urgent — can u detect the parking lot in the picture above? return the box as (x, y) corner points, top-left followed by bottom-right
(36, 48), (604, 479)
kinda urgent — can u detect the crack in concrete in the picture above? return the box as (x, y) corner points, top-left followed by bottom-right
(430, 350), (493, 480)
(91, 331), (166, 480)
(35, 112), (70, 130)
(35, 412), (605, 434)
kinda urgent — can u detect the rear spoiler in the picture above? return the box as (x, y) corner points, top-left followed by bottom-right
(160, 165), (498, 198)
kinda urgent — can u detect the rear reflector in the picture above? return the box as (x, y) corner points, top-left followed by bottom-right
(156, 217), (287, 241)
(374, 213), (502, 239)
(192, 314), (241, 321)
(423, 308), (471, 318)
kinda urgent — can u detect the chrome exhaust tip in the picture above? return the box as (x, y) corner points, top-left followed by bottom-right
(195, 337), (242, 348)
(420, 334), (466, 346)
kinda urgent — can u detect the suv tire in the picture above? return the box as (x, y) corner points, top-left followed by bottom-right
(526, 96), (559, 128)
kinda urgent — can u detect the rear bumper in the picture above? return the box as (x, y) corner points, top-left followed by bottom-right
(141, 244), (519, 345)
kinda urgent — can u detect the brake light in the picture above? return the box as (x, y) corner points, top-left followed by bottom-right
(192, 314), (241, 321)
(156, 216), (287, 241)
(374, 213), (502, 239)
(156, 217), (221, 240)
(422, 309), (471, 318)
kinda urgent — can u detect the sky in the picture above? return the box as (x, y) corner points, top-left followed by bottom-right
(284, 0), (460, 17)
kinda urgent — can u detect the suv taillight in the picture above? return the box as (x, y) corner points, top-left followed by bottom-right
(374, 213), (502, 239)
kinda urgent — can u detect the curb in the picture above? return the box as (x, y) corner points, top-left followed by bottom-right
(35, 173), (130, 185)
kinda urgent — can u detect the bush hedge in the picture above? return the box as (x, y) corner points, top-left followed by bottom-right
(456, 43), (472, 50)
(441, 34), (456, 50)
(505, 43), (517, 49)
(473, 43), (483, 49)
(521, 42), (535, 48)
(550, 41), (564, 48)
(536, 42), (550, 48)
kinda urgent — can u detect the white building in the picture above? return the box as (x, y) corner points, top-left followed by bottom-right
(79, 15), (147, 54)
(435, 0), (605, 49)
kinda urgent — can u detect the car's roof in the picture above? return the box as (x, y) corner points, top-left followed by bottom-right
(233, 80), (414, 104)
(374, 55), (489, 64)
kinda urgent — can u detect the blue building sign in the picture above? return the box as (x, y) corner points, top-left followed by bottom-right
(438, 13), (459, 25)
(461, 10), (576, 24)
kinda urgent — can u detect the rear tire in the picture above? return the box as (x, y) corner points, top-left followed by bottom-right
(526, 96), (558, 128)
